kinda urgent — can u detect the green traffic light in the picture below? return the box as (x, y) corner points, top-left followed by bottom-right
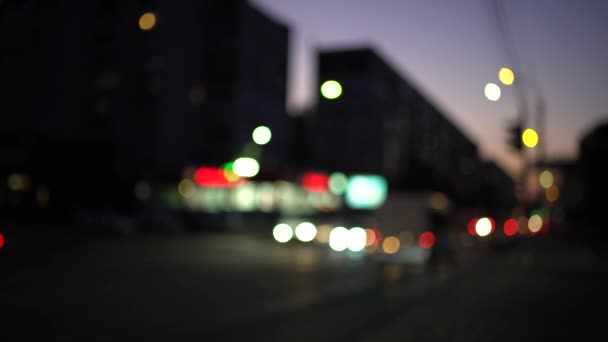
(321, 80), (342, 100)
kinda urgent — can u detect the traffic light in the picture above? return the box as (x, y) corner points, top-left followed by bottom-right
(507, 123), (523, 151)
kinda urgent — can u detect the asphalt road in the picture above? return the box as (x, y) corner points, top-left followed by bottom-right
(0, 232), (392, 341)
(1, 227), (604, 341)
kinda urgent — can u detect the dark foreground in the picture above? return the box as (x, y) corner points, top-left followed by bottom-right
(0, 225), (605, 341)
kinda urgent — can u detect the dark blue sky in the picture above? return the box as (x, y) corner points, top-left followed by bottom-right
(254, 0), (608, 176)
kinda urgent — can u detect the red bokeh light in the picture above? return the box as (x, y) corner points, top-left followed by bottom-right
(373, 228), (382, 246)
(503, 218), (518, 237)
(541, 219), (552, 234)
(301, 172), (329, 192)
(419, 231), (436, 249)
(193, 167), (240, 187)
(0, 233), (4, 249)
(488, 217), (496, 235)
(467, 218), (478, 236)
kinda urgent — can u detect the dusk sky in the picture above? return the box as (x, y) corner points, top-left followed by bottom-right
(253, 0), (608, 177)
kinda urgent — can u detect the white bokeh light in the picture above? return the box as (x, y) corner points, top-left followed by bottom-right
(475, 217), (492, 237)
(329, 226), (349, 252)
(273, 223), (293, 243)
(295, 222), (317, 242)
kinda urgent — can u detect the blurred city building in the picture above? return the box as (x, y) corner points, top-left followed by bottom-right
(533, 160), (583, 224)
(303, 47), (504, 209)
(0, 0), (289, 216)
(579, 121), (608, 229)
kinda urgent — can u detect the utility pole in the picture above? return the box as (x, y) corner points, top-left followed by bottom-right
(535, 96), (546, 167)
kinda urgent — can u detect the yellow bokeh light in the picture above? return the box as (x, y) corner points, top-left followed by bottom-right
(528, 214), (543, 233)
(139, 12), (157, 31)
(522, 128), (539, 148)
(499, 67), (515, 86)
(382, 236), (400, 254)
(8, 173), (30, 192)
(223, 169), (240, 182)
(539, 170), (554, 189)
(546, 185), (560, 203)
(178, 179), (195, 198)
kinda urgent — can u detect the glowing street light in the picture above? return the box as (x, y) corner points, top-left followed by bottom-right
(139, 12), (157, 31)
(321, 80), (342, 100)
(499, 67), (515, 86)
(522, 128), (539, 148)
(252, 126), (272, 145)
(484, 83), (501, 101)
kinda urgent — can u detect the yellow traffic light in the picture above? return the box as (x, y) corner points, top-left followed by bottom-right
(499, 67), (515, 86)
(522, 128), (538, 148)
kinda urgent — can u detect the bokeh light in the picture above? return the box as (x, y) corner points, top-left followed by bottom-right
(252, 126), (272, 145)
(273, 223), (293, 243)
(0, 233), (4, 248)
(320, 80), (342, 100)
(7, 173), (30, 192)
(178, 179), (195, 198)
(429, 192), (449, 211)
(233, 157), (260, 178)
(329, 226), (349, 251)
(345, 175), (388, 209)
(418, 231), (436, 249)
(475, 217), (492, 237)
(528, 214), (543, 233)
(546, 185), (560, 203)
(134, 181), (152, 200)
(301, 172), (329, 192)
(522, 128), (539, 148)
(484, 83), (501, 101)
(347, 227), (367, 252)
(295, 222), (317, 242)
(539, 170), (554, 189)
(488, 217), (497, 235)
(139, 12), (157, 31)
(503, 218), (519, 237)
(382, 236), (400, 254)
(498, 67), (515, 85)
(467, 217), (478, 236)
(328, 172), (348, 195)
(365, 228), (377, 246)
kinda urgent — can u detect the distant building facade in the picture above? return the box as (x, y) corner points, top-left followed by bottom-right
(0, 0), (289, 214)
(310, 47), (489, 207)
